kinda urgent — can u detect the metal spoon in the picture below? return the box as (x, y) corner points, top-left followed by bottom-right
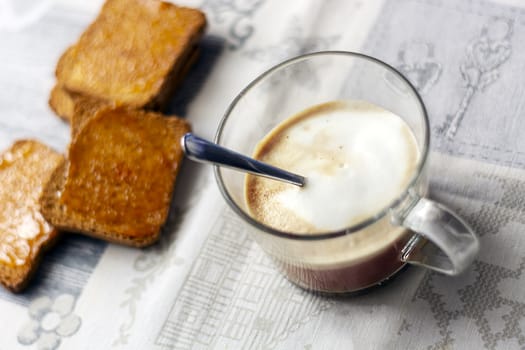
(181, 133), (306, 187)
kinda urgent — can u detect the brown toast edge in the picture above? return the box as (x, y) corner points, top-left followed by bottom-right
(54, 45), (76, 85)
(49, 84), (76, 122)
(70, 95), (113, 140)
(49, 84), (113, 128)
(53, 46), (200, 120)
(55, 4), (206, 111)
(39, 112), (192, 249)
(147, 46), (200, 112)
(0, 229), (61, 293)
(0, 140), (64, 293)
(40, 160), (161, 248)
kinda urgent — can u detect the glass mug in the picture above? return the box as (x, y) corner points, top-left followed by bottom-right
(214, 51), (479, 293)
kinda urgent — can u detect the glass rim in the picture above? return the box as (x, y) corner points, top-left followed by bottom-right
(214, 51), (430, 241)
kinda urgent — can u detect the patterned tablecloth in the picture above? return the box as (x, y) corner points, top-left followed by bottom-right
(2, 0), (525, 349)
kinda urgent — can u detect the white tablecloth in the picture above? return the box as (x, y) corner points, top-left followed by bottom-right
(2, 0), (525, 349)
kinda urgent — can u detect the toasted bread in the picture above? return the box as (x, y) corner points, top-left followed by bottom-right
(40, 108), (190, 247)
(69, 95), (112, 139)
(49, 84), (76, 122)
(51, 47), (199, 122)
(0, 140), (64, 292)
(55, 0), (206, 112)
(50, 84), (111, 128)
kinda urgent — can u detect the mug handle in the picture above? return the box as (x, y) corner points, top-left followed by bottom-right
(399, 197), (480, 275)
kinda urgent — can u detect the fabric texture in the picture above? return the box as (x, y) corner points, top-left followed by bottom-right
(0, 0), (524, 349)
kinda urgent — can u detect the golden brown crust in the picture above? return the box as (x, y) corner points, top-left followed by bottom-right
(49, 84), (112, 130)
(55, 0), (206, 109)
(49, 85), (76, 122)
(0, 140), (64, 292)
(40, 160), (158, 247)
(145, 47), (200, 112)
(41, 108), (190, 247)
(70, 95), (113, 139)
(50, 47), (199, 123)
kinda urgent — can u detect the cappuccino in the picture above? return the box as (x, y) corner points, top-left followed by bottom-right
(245, 100), (419, 234)
(243, 100), (421, 291)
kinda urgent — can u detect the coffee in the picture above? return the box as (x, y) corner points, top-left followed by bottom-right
(245, 100), (419, 233)
(216, 53), (478, 293)
(243, 100), (420, 292)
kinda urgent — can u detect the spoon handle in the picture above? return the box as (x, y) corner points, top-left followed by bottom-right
(181, 133), (305, 187)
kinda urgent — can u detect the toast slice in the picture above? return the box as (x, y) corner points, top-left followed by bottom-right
(50, 46), (199, 122)
(69, 95), (112, 139)
(49, 84), (76, 122)
(0, 140), (64, 292)
(41, 108), (190, 247)
(50, 84), (111, 126)
(55, 0), (206, 111)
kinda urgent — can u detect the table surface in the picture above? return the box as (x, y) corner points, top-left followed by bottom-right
(2, 0), (525, 349)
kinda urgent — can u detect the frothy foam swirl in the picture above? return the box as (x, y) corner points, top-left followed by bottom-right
(245, 100), (420, 234)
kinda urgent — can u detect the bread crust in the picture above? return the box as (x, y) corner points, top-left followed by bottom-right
(41, 109), (190, 247)
(50, 47), (200, 122)
(49, 84), (75, 122)
(55, 0), (206, 110)
(0, 140), (64, 292)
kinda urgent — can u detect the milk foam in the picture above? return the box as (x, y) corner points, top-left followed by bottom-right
(245, 100), (419, 234)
